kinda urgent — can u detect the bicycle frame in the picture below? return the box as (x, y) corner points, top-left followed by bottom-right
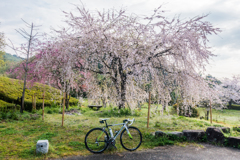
(101, 121), (132, 141)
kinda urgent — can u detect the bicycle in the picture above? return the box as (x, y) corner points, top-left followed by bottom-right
(84, 118), (142, 153)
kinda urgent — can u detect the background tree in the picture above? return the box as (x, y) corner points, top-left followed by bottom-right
(0, 51), (5, 68)
(34, 37), (87, 109)
(0, 26), (6, 68)
(221, 75), (240, 107)
(9, 34), (88, 109)
(62, 5), (221, 109)
(0, 26), (5, 50)
(8, 21), (40, 113)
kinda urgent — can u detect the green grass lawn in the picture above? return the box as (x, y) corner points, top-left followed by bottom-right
(198, 107), (240, 126)
(1, 105), (240, 159)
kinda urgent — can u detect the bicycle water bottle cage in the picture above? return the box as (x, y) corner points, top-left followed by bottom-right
(123, 119), (128, 123)
(99, 120), (104, 124)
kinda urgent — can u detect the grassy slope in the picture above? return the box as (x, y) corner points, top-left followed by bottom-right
(0, 76), (78, 109)
(1, 104), (240, 159)
(0, 76), (61, 101)
(198, 107), (240, 126)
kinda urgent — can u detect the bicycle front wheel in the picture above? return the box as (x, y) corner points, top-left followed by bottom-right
(85, 128), (109, 153)
(120, 126), (142, 151)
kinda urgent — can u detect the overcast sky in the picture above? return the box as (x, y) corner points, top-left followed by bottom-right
(0, 0), (239, 79)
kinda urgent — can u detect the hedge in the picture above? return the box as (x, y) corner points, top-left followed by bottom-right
(0, 76), (78, 111)
(0, 100), (20, 111)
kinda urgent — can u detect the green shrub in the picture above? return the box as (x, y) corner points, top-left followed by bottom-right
(80, 106), (91, 114)
(119, 108), (131, 116)
(155, 121), (161, 127)
(9, 110), (18, 120)
(233, 127), (240, 132)
(49, 101), (58, 108)
(133, 109), (142, 116)
(47, 110), (53, 114)
(0, 111), (7, 119)
(52, 108), (60, 114)
(45, 108), (59, 114)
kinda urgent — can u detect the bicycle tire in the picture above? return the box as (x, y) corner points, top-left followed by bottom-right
(85, 128), (109, 153)
(120, 126), (142, 151)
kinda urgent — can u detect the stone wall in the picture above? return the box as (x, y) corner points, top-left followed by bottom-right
(155, 127), (240, 148)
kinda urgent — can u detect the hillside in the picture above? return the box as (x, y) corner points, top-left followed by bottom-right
(0, 53), (23, 74)
(0, 76), (78, 110)
(3, 53), (23, 62)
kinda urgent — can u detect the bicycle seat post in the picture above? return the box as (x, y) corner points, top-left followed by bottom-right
(105, 120), (108, 128)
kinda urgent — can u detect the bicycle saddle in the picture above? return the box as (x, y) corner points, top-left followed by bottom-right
(99, 118), (110, 121)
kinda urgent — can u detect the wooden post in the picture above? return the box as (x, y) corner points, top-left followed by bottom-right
(210, 100), (212, 124)
(62, 92), (66, 127)
(42, 90), (45, 121)
(147, 91), (151, 128)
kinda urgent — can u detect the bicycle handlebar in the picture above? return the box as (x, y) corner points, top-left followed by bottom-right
(127, 118), (135, 126)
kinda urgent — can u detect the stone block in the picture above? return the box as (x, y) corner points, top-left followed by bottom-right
(206, 127), (225, 144)
(228, 137), (240, 148)
(36, 140), (49, 154)
(155, 131), (166, 138)
(182, 130), (205, 141)
(167, 131), (183, 137)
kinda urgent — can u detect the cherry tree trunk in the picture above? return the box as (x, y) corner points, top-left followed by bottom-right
(147, 92), (151, 128)
(229, 99), (233, 108)
(101, 97), (107, 108)
(177, 98), (179, 116)
(42, 91), (45, 121)
(66, 93), (70, 110)
(118, 73), (127, 109)
(210, 100), (212, 124)
(162, 101), (166, 113)
(62, 92), (66, 126)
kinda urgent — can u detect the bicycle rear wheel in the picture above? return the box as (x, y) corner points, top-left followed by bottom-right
(85, 128), (109, 153)
(120, 126), (142, 151)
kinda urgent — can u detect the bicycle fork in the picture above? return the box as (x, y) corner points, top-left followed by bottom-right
(126, 127), (133, 139)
